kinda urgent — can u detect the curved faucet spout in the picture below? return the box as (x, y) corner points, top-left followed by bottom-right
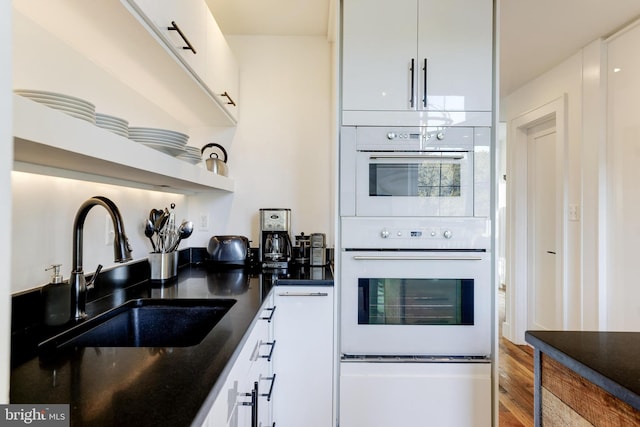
(70, 196), (133, 320)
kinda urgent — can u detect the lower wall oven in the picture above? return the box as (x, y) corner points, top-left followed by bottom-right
(341, 249), (490, 356)
(339, 217), (492, 427)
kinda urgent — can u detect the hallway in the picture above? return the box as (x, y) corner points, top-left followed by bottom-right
(498, 289), (535, 426)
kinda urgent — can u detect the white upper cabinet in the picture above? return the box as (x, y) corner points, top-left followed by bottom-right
(124, 0), (239, 122)
(342, 0), (493, 114)
(205, 13), (240, 121)
(133, 0), (207, 77)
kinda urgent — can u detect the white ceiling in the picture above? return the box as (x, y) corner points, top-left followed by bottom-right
(205, 0), (640, 97)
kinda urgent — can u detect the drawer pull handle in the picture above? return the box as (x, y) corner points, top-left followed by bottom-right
(260, 340), (276, 362)
(260, 306), (276, 322)
(277, 292), (328, 297)
(167, 21), (197, 54)
(260, 373), (277, 401)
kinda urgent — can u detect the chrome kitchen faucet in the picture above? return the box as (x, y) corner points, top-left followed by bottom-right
(69, 196), (132, 320)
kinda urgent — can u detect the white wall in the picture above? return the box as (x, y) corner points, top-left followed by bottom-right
(503, 50), (585, 338)
(11, 173), (186, 293)
(605, 22), (640, 330)
(187, 36), (334, 247)
(503, 30), (640, 337)
(1, 0), (12, 403)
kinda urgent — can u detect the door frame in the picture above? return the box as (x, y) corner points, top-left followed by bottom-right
(504, 95), (568, 344)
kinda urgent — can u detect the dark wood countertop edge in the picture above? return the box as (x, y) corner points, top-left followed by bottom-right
(525, 331), (640, 411)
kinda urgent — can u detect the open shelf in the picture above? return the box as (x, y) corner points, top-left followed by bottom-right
(13, 94), (235, 193)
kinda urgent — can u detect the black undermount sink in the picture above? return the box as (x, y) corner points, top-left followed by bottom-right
(39, 298), (236, 350)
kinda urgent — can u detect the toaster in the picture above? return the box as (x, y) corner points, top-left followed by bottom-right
(207, 235), (250, 266)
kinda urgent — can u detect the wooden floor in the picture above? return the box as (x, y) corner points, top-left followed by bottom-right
(498, 290), (535, 427)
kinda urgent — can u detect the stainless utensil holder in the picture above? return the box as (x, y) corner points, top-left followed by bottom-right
(149, 252), (178, 281)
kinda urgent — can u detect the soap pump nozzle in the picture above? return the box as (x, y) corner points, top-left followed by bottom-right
(45, 264), (63, 284)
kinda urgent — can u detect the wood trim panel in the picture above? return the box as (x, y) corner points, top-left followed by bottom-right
(542, 388), (592, 427)
(541, 354), (640, 426)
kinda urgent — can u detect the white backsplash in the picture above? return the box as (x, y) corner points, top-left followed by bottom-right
(11, 172), (187, 294)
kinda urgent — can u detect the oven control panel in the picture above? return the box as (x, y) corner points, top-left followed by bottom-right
(380, 227), (453, 240)
(341, 217), (490, 250)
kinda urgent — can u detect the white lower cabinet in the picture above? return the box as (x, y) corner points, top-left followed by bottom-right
(340, 362), (491, 427)
(272, 286), (334, 427)
(204, 294), (275, 427)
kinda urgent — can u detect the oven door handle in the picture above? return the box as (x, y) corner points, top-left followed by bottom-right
(369, 154), (466, 161)
(352, 255), (484, 261)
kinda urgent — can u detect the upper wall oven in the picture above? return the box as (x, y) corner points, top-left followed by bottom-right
(340, 126), (490, 217)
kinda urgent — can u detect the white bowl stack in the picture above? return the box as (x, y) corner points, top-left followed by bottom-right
(177, 145), (202, 164)
(15, 89), (96, 124)
(128, 127), (189, 157)
(95, 113), (129, 138)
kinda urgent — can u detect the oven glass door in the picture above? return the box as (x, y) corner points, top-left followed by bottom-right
(341, 251), (491, 357)
(356, 152), (474, 217)
(359, 278), (474, 326)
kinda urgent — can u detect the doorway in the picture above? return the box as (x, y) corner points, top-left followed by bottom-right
(504, 95), (567, 344)
(527, 121), (560, 331)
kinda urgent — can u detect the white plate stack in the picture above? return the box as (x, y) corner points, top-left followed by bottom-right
(177, 145), (202, 165)
(96, 113), (129, 138)
(15, 89), (96, 124)
(128, 127), (189, 157)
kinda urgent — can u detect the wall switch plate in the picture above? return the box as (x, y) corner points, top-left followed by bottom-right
(568, 204), (579, 221)
(199, 213), (210, 231)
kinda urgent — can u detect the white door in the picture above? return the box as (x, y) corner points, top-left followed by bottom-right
(527, 120), (560, 330)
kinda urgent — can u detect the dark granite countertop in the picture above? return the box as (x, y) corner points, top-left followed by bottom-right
(525, 330), (640, 411)
(10, 261), (333, 427)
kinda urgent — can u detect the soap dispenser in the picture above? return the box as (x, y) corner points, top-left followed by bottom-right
(42, 264), (71, 326)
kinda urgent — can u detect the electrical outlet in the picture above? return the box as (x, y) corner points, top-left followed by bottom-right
(105, 214), (114, 245)
(199, 213), (210, 231)
(568, 204), (579, 222)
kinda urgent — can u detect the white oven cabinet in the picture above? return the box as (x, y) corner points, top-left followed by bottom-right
(342, 0), (493, 114)
(123, 0), (239, 121)
(272, 286), (334, 427)
(339, 362), (491, 427)
(203, 295), (275, 427)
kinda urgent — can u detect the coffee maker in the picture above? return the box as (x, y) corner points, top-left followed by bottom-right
(259, 208), (292, 269)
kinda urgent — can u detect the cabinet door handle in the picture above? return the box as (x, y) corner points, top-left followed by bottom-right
(220, 91), (237, 106)
(409, 58), (415, 108)
(260, 340), (276, 362)
(276, 292), (328, 297)
(260, 373), (277, 401)
(422, 58), (428, 108)
(167, 21), (197, 54)
(239, 382), (258, 427)
(260, 306), (276, 322)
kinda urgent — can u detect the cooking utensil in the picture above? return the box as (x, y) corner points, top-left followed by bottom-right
(144, 219), (157, 252)
(201, 143), (229, 176)
(169, 221), (193, 252)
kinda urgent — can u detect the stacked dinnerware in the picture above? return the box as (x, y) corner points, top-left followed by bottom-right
(128, 127), (188, 157)
(96, 113), (129, 138)
(177, 145), (202, 164)
(15, 89), (96, 124)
